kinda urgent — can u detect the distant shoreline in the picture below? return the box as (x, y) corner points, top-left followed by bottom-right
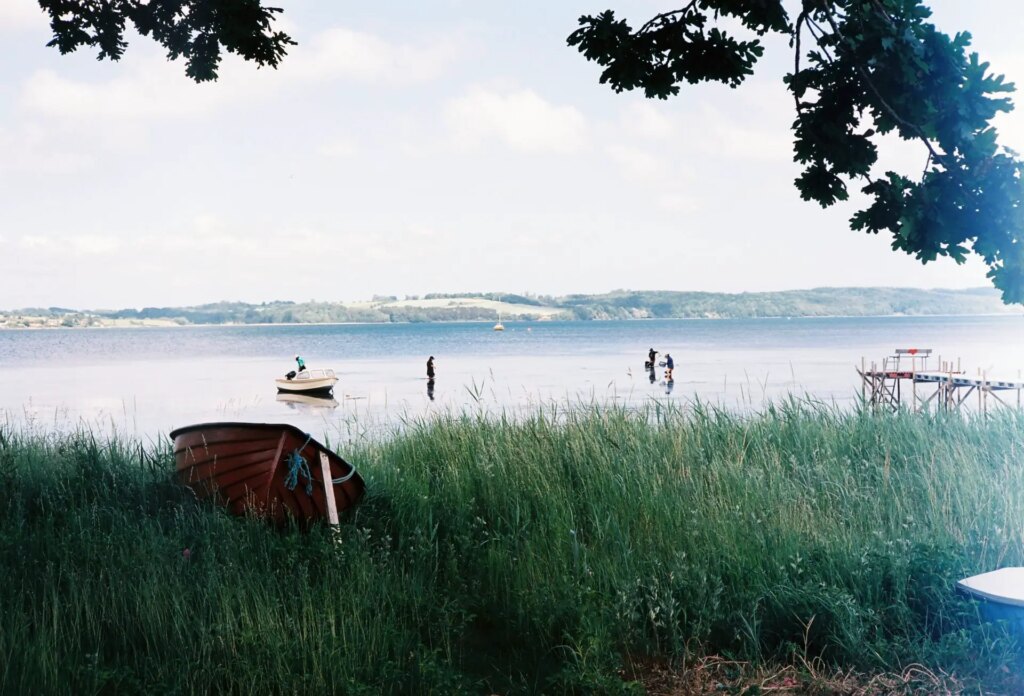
(2, 287), (1020, 329)
(2, 312), (1022, 331)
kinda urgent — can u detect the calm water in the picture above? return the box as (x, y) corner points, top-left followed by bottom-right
(1, 316), (1022, 442)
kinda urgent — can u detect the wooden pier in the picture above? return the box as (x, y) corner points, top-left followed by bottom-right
(857, 348), (1024, 414)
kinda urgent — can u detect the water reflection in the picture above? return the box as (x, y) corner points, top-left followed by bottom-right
(275, 392), (339, 412)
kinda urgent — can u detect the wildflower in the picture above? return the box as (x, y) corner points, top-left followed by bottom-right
(182, 547), (192, 561)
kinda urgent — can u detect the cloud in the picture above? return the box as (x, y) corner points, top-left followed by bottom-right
(620, 101), (676, 140)
(605, 144), (669, 180)
(445, 88), (588, 153)
(658, 192), (700, 214)
(319, 136), (359, 158)
(699, 104), (792, 162)
(19, 235), (53, 250)
(133, 217), (396, 267)
(286, 28), (459, 83)
(17, 234), (121, 255)
(19, 26), (460, 123)
(70, 235), (121, 255)
(0, 123), (96, 174)
(989, 53), (1024, 153)
(145, 215), (269, 255)
(21, 63), (236, 121)
(0, 0), (46, 31)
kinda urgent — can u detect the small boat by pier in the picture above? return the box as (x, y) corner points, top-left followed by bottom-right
(275, 368), (338, 395)
(170, 422), (364, 525)
(956, 567), (1024, 631)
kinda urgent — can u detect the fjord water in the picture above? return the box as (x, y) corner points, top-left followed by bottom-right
(1, 316), (1022, 440)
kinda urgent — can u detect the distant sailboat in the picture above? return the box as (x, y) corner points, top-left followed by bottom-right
(494, 298), (505, 331)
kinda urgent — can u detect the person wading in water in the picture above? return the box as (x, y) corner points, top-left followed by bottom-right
(426, 356), (435, 380)
(647, 347), (658, 370)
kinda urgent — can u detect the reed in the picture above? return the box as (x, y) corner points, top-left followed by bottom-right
(1, 401), (1023, 694)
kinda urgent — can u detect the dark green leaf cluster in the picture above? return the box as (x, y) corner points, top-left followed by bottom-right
(38, 0), (295, 81)
(570, 1), (1024, 303)
(567, 2), (787, 97)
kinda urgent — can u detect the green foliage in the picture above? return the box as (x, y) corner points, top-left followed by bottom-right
(37, 0), (294, 82)
(569, 1), (1024, 304)
(423, 292), (546, 307)
(553, 286), (1020, 319)
(3, 405), (1024, 692)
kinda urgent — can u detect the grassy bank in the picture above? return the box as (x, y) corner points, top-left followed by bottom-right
(2, 403), (1023, 693)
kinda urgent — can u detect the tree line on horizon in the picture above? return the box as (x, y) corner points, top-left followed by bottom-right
(2, 287), (1019, 327)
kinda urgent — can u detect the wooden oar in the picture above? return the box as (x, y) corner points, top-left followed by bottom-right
(319, 451), (340, 527)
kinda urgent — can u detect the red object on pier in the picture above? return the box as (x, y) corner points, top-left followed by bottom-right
(169, 422), (364, 525)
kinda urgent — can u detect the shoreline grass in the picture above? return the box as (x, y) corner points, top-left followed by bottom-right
(2, 402), (1023, 693)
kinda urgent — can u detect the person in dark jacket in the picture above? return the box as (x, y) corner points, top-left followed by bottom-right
(426, 356), (435, 379)
(665, 353), (674, 381)
(647, 347), (658, 370)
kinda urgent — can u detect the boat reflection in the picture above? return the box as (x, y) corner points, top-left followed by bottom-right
(275, 392), (340, 411)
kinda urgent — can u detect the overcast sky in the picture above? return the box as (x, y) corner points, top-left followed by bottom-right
(1, 1), (1022, 309)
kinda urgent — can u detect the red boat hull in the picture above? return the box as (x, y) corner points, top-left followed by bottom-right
(170, 422), (365, 525)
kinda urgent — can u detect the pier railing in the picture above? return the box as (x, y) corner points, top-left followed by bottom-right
(857, 349), (1023, 414)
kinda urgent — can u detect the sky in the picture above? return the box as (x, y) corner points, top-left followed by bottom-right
(1, 1), (1023, 309)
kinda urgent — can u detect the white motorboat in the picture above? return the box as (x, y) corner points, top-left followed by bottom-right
(956, 567), (1024, 631)
(275, 368), (338, 394)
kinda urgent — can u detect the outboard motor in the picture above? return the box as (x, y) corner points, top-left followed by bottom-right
(285, 370), (297, 380)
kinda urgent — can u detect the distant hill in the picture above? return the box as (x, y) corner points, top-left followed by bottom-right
(1, 287), (1020, 328)
(553, 287), (1023, 320)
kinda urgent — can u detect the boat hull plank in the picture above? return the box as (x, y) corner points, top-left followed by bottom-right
(178, 449), (280, 485)
(174, 430), (281, 453)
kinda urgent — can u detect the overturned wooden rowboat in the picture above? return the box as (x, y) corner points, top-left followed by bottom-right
(170, 422), (365, 525)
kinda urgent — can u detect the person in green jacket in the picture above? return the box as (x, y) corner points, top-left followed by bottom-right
(294, 355), (306, 372)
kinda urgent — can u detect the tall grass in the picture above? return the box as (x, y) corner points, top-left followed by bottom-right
(1, 402), (1023, 694)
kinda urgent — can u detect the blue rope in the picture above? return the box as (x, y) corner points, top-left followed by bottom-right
(283, 433), (359, 492)
(284, 434), (314, 496)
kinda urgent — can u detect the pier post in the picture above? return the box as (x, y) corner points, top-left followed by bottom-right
(861, 357), (866, 403)
(912, 364), (917, 413)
